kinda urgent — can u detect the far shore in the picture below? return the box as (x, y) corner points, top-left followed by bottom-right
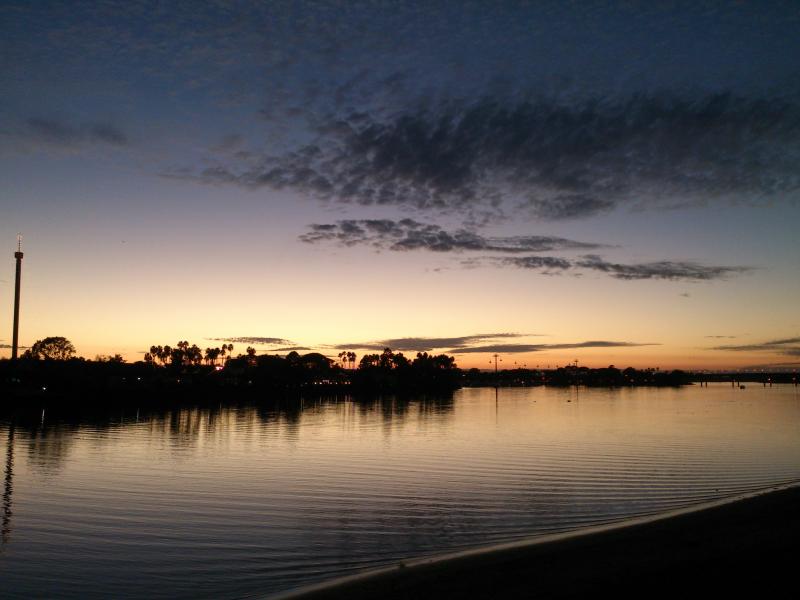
(275, 482), (800, 600)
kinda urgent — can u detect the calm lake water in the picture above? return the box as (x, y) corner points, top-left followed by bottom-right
(2, 384), (800, 598)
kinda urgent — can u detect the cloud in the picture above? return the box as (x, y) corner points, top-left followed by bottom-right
(333, 333), (534, 352)
(300, 219), (604, 253)
(705, 335), (737, 339)
(713, 336), (800, 356)
(25, 117), (129, 148)
(736, 361), (800, 371)
(183, 92), (800, 221)
(530, 195), (616, 220)
(494, 256), (574, 273)
(271, 346), (312, 352)
(448, 341), (659, 354)
(87, 123), (128, 146)
(208, 336), (294, 346)
(303, 221), (751, 282)
(300, 220), (748, 282)
(575, 255), (752, 281)
(330, 335), (656, 355)
(481, 254), (751, 282)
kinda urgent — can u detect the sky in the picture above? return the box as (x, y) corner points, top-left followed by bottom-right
(1, 0), (799, 370)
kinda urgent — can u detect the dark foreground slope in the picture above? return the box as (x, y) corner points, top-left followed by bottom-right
(283, 485), (800, 600)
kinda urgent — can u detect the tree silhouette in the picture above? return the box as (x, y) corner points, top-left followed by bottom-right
(23, 336), (76, 360)
(95, 354), (125, 363)
(359, 353), (381, 368)
(204, 347), (222, 365)
(220, 343), (234, 364)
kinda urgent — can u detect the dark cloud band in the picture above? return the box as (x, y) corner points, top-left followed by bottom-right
(185, 93), (800, 220)
(208, 337), (294, 346)
(300, 220), (749, 282)
(330, 335), (656, 355)
(333, 333), (533, 352)
(300, 219), (604, 253)
(713, 336), (800, 356)
(25, 117), (129, 148)
(479, 255), (750, 282)
(448, 341), (658, 354)
(574, 255), (753, 281)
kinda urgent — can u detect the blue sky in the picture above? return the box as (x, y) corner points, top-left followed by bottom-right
(1, 1), (799, 368)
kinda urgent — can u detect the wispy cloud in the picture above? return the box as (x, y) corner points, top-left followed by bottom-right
(736, 361), (800, 370)
(332, 333), (535, 352)
(208, 336), (294, 346)
(574, 255), (753, 281)
(713, 336), (800, 356)
(182, 93), (800, 221)
(24, 117), (129, 148)
(491, 256), (574, 273)
(329, 334), (656, 355)
(300, 219), (604, 253)
(299, 220), (750, 282)
(484, 254), (752, 282)
(272, 346), (312, 352)
(448, 341), (658, 354)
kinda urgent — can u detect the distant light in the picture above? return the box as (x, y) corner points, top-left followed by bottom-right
(42, 386), (47, 391)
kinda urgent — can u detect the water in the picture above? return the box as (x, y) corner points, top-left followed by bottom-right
(1, 384), (799, 598)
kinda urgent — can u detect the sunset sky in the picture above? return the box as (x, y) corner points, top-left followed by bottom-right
(1, 0), (798, 369)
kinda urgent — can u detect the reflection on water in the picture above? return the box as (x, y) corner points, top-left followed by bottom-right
(0, 385), (799, 598)
(2, 424), (12, 547)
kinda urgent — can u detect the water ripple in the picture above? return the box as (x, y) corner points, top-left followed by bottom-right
(1, 384), (799, 598)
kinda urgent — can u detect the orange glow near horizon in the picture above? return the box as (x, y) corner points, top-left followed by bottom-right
(2, 194), (798, 372)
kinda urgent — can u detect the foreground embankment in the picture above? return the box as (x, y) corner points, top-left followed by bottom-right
(279, 484), (800, 600)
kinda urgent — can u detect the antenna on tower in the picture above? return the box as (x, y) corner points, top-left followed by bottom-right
(11, 235), (24, 359)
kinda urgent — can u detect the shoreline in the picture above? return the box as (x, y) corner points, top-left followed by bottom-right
(273, 480), (800, 599)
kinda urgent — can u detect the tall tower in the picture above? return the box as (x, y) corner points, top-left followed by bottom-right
(11, 236), (23, 360)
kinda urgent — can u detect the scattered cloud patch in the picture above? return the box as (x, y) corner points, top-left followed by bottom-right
(25, 117), (129, 148)
(448, 341), (659, 354)
(208, 336), (294, 346)
(575, 255), (752, 281)
(300, 219), (604, 253)
(494, 256), (574, 273)
(713, 336), (800, 356)
(737, 361), (800, 370)
(331, 335), (655, 355)
(477, 254), (751, 282)
(272, 346), (312, 352)
(333, 333), (535, 352)
(300, 220), (748, 282)
(185, 93), (800, 221)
